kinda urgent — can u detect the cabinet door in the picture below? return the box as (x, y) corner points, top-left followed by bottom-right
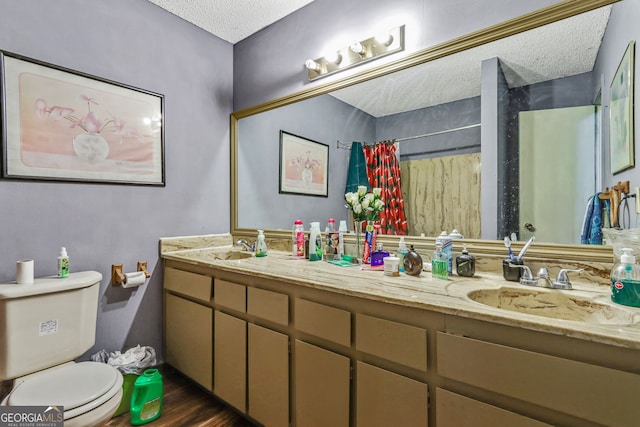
(436, 388), (551, 427)
(214, 310), (247, 412)
(248, 323), (289, 427)
(295, 340), (350, 427)
(356, 361), (428, 427)
(165, 293), (212, 390)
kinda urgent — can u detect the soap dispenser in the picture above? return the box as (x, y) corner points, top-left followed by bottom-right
(611, 248), (640, 307)
(255, 230), (268, 257)
(455, 244), (475, 277)
(370, 243), (390, 267)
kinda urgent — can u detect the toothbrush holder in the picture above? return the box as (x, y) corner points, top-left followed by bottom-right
(502, 258), (523, 282)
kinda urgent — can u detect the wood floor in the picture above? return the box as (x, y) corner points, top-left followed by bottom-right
(106, 365), (255, 427)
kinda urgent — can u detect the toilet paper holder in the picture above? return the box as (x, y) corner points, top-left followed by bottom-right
(112, 261), (151, 286)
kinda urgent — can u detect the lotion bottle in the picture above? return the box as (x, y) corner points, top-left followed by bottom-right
(397, 236), (409, 272)
(309, 222), (323, 261)
(57, 247), (69, 278)
(255, 230), (268, 257)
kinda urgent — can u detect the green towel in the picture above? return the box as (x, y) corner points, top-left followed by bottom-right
(345, 141), (370, 194)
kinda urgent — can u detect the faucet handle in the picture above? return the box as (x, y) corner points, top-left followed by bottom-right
(537, 267), (550, 278)
(509, 263), (533, 280)
(554, 268), (584, 289)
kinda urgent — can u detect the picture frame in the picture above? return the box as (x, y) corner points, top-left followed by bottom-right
(0, 51), (164, 185)
(610, 41), (635, 175)
(279, 130), (328, 197)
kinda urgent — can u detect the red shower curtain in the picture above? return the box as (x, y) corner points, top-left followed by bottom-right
(363, 141), (408, 235)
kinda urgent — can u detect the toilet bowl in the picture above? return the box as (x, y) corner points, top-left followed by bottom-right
(2, 361), (123, 426)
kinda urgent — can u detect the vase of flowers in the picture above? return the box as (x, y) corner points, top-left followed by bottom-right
(35, 95), (143, 163)
(344, 186), (385, 261)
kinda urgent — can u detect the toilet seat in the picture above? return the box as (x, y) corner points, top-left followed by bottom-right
(7, 362), (123, 419)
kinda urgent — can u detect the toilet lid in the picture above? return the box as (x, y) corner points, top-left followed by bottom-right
(8, 362), (120, 411)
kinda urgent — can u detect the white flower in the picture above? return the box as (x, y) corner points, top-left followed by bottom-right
(373, 199), (384, 210)
(372, 187), (382, 197)
(353, 203), (362, 214)
(357, 185), (367, 197)
(361, 197), (370, 209)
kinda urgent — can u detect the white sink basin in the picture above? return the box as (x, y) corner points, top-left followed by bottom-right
(467, 287), (640, 325)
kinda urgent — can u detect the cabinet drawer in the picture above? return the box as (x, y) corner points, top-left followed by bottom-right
(437, 331), (640, 426)
(247, 287), (289, 326)
(295, 298), (351, 346)
(215, 280), (246, 312)
(164, 267), (212, 303)
(355, 313), (427, 372)
(436, 388), (551, 427)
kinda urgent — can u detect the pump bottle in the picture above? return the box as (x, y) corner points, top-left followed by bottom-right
(611, 248), (640, 307)
(255, 230), (268, 257)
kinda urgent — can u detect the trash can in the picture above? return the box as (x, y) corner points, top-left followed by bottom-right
(91, 345), (157, 417)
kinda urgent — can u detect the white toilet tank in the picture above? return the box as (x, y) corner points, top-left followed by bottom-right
(0, 271), (102, 381)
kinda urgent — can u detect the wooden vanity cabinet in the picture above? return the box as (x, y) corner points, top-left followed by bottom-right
(163, 268), (213, 390)
(164, 260), (640, 427)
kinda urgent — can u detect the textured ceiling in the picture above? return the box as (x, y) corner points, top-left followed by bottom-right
(331, 6), (612, 117)
(147, 0), (315, 44)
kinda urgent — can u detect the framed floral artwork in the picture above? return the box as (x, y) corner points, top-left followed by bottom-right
(279, 130), (328, 196)
(610, 41), (635, 175)
(0, 51), (164, 185)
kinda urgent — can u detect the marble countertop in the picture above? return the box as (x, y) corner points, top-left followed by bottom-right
(160, 235), (640, 350)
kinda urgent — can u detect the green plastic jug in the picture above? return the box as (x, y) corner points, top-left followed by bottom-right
(130, 369), (163, 425)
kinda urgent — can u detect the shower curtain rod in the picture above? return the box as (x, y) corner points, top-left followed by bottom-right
(336, 123), (481, 149)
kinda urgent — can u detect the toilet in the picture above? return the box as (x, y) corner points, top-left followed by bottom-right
(0, 271), (123, 426)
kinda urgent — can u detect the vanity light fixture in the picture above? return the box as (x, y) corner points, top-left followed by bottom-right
(305, 25), (404, 81)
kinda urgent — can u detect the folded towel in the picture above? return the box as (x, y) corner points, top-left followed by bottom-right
(581, 193), (603, 244)
(345, 141), (370, 194)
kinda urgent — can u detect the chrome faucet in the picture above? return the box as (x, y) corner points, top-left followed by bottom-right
(236, 239), (256, 251)
(509, 264), (583, 290)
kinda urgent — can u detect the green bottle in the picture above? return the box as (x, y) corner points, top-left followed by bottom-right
(130, 369), (163, 425)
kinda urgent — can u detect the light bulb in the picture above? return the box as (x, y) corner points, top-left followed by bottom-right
(375, 32), (393, 46)
(349, 41), (365, 55)
(325, 51), (342, 65)
(305, 59), (321, 71)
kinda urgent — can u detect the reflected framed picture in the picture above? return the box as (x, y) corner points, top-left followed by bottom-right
(279, 130), (328, 197)
(0, 51), (164, 185)
(610, 41), (635, 175)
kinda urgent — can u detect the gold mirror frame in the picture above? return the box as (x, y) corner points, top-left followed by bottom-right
(231, 0), (620, 263)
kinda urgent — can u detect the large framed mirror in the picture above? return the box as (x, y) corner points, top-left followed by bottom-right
(232, 0), (629, 262)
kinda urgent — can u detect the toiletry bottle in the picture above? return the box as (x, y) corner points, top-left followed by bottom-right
(338, 220), (348, 259)
(436, 231), (453, 274)
(397, 236), (409, 272)
(57, 247), (69, 278)
(324, 218), (339, 261)
(432, 241), (449, 280)
(611, 248), (640, 307)
(255, 230), (267, 257)
(309, 222), (323, 261)
(403, 245), (423, 276)
(456, 244), (475, 277)
(292, 220), (305, 257)
(370, 243), (390, 267)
